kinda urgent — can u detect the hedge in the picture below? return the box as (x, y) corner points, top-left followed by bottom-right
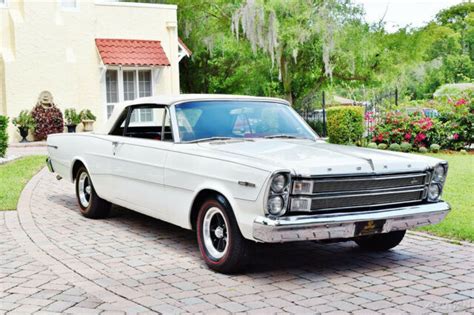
(326, 106), (364, 144)
(0, 115), (8, 158)
(305, 119), (324, 136)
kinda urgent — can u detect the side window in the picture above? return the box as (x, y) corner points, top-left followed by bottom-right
(109, 108), (128, 136)
(111, 105), (173, 142)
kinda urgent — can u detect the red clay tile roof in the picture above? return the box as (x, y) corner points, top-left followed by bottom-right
(95, 38), (170, 67)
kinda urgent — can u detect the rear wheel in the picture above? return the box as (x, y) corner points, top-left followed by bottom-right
(197, 197), (250, 273)
(354, 230), (406, 251)
(75, 166), (111, 219)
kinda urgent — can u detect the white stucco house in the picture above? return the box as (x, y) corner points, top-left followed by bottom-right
(0, 0), (191, 142)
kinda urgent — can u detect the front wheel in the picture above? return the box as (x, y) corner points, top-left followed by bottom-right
(354, 230), (406, 251)
(75, 166), (111, 219)
(196, 197), (250, 273)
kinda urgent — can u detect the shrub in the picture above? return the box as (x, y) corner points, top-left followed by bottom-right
(367, 142), (378, 149)
(378, 143), (388, 150)
(0, 115), (8, 158)
(419, 147), (428, 153)
(372, 111), (434, 149)
(389, 143), (401, 151)
(430, 144), (441, 153)
(31, 104), (64, 140)
(64, 109), (82, 126)
(326, 106), (364, 144)
(436, 94), (473, 150)
(400, 142), (412, 152)
(305, 119), (324, 136)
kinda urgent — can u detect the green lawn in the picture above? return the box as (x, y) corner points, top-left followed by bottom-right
(419, 152), (474, 242)
(0, 155), (46, 210)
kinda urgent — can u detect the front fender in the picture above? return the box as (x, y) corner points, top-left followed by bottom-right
(190, 182), (265, 241)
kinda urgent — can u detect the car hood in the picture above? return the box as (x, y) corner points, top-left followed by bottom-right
(198, 139), (442, 176)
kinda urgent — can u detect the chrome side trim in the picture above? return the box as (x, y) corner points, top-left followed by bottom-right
(253, 202), (450, 243)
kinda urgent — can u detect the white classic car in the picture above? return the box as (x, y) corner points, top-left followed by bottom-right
(47, 95), (450, 273)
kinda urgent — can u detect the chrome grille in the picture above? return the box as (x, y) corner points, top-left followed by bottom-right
(311, 189), (424, 210)
(291, 172), (429, 212)
(312, 173), (427, 193)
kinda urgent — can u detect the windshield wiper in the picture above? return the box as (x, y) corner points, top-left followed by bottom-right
(264, 134), (305, 139)
(184, 137), (233, 144)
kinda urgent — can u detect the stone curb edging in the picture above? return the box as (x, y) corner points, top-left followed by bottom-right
(408, 230), (473, 247)
(0, 155), (20, 165)
(6, 168), (153, 314)
(9, 141), (47, 148)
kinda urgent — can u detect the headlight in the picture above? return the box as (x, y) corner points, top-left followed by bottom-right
(268, 196), (284, 215)
(271, 174), (287, 193)
(427, 163), (448, 202)
(433, 165), (446, 182)
(428, 184), (441, 201)
(265, 172), (291, 216)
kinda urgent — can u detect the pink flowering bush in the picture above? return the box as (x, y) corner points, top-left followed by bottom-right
(371, 111), (435, 149)
(437, 95), (473, 150)
(371, 92), (473, 151)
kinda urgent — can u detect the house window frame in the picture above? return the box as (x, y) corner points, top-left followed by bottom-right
(59, 0), (79, 11)
(103, 66), (156, 123)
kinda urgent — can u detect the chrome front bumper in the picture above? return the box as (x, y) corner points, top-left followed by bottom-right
(253, 202), (450, 243)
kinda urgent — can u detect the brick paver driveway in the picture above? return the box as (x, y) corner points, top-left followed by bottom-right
(1, 169), (473, 314)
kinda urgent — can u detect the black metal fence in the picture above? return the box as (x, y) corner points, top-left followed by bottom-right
(299, 89), (399, 139)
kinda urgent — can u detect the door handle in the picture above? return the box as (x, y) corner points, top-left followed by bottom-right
(112, 141), (121, 155)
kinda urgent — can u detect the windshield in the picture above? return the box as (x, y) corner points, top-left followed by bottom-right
(175, 101), (317, 142)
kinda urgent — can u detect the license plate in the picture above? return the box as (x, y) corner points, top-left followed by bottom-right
(354, 220), (386, 236)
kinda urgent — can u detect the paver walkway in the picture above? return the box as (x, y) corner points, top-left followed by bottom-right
(1, 168), (473, 314)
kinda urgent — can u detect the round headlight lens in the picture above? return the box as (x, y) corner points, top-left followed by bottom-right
(433, 165), (446, 182)
(268, 196), (284, 215)
(271, 174), (287, 192)
(428, 184), (440, 201)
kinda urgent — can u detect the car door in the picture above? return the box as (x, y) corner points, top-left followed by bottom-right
(109, 104), (173, 219)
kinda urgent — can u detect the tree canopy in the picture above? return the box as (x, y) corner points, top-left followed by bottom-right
(132, 0), (474, 110)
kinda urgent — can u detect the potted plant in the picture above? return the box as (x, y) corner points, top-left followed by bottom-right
(80, 109), (97, 132)
(64, 108), (82, 133)
(12, 110), (36, 143)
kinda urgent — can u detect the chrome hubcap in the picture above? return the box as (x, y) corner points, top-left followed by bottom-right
(78, 172), (91, 208)
(215, 226), (224, 239)
(203, 207), (228, 259)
